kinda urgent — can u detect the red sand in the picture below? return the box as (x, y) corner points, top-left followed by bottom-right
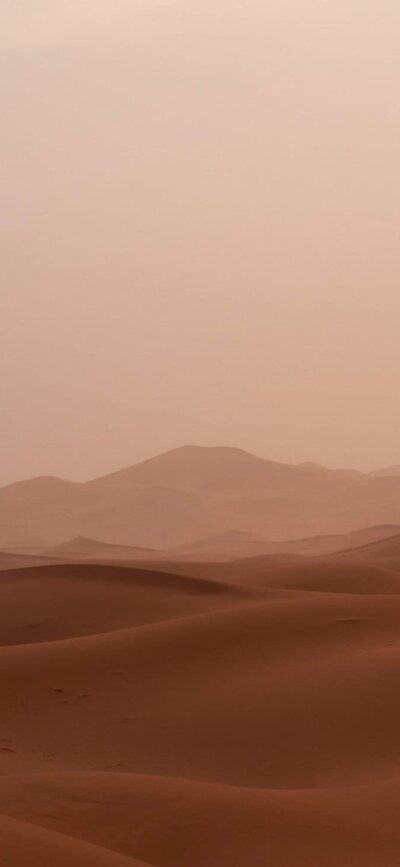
(1, 543), (400, 863)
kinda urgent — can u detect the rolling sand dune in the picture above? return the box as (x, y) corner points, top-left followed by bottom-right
(0, 562), (250, 647)
(153, 553), (400, 594)
(170, 524), (400, 560)
(2, 587), (400, 790)
(0, 551), (58, 571)
(31, 523), (400, 567)
(3, 450), (400, 863)
(2, 557), (400, 864)
(1, 771), (400, 867)
(334, 532), (400, 565)
(0, 814), (149, 867)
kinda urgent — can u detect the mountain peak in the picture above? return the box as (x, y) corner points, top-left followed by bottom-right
(88, 444), (296, 492)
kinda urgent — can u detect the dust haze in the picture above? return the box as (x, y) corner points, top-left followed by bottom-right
(2, 1), (400, 483)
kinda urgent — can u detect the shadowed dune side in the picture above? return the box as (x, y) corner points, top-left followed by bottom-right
(0, 552), (60, 571)
(125, 553), (400, 595)
(257, 558), (400, 594)
(0, 815), (150, 867)
(2, 771), (400, 867)
(334, 532), (400, 566)
(0, 563), (253, 646)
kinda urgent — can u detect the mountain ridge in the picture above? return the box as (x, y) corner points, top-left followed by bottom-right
(2, 446), (400, 550)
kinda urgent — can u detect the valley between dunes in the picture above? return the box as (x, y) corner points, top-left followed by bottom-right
(2, 447), (400, 864)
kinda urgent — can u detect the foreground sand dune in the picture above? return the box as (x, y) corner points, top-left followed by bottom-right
(2, 770), (400, 866)
(2, 579), (400, 787)
(0, 562), (250, 646)
(0, 814), (150, 866)
(2, 544), (400, 864)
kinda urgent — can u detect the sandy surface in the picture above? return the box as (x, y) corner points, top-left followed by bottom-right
(0, 543), (400, 867)
(1, 532), (400, 864)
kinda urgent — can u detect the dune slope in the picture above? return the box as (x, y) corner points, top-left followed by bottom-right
(2, 543), (400, 865)
(2, 771), (400, 867)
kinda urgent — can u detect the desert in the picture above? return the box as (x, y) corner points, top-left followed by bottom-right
(3, 1), (400, 862)
(2, 446), (400, 864)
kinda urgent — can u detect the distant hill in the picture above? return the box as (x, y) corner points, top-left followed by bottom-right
(88, 445), (300, 492)
(0, 476), (82, 502)
(171, 524), (400, 561)
(334, 532), (400, 565)
(370, 465), (400, 478)
(88, 445), (363, 494)
(3, 445), (400, 550)
(44, 536), (159, 561)
(171, 530), (270, 560)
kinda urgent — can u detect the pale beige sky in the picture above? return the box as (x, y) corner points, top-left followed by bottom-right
(2, 2), (400, 484)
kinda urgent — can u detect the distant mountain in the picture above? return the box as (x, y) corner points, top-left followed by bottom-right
(370, 465), (400, 478)
(88, 445), (366, 498)
(88, 445), (299, 492)
(3, 446), (400, 550)
(0, 476), (82, 502)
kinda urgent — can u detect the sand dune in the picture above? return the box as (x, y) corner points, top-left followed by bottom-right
(335, 532), (400, 565)
(0, 551), (58, 571)
(3, 455), (400, 863)
(171, 523), (400, 560)
(0, 814), (149, 866)
(157, 553), (400, 594)
(44, 536), (160, 560)
(2, 586), (400, 789)
(1, 771), (400, 867)
(0, 562), (249, 647)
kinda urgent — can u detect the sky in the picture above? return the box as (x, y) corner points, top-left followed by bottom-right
(2, 1), (400, 484)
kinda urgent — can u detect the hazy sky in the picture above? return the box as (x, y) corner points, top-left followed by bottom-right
(2, 1), (400, 484)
